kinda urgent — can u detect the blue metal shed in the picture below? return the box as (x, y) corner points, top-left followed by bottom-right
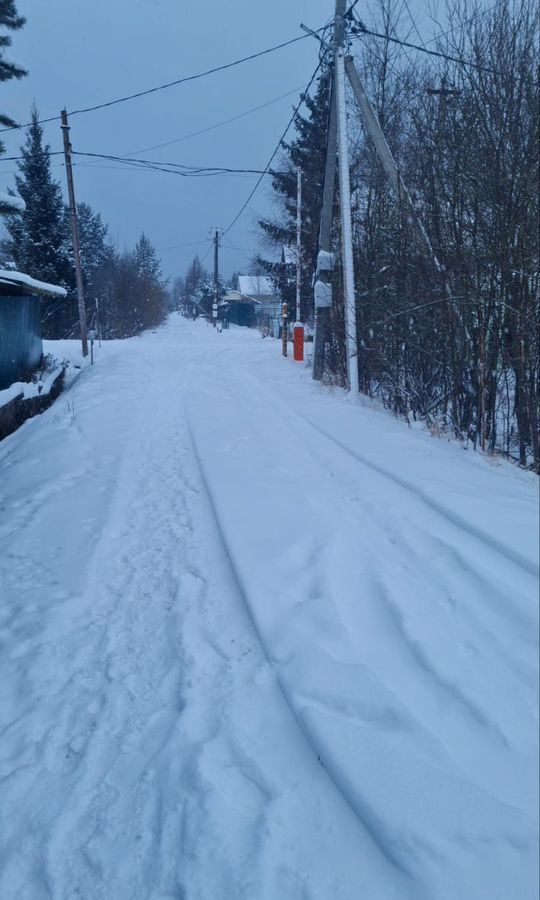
(0, 271), (67, 390)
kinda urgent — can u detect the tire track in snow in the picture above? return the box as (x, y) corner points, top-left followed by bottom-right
(183, 338), (537, 898)
(183, 409), (422, 889)
(223, 360), (538, 805)
(1, 325), (411, 900)
(241, 361), (538, 581)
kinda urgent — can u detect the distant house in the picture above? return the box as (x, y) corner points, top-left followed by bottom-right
(237, 275), (281, 332)
(0, 270), (67, 390)
(219, 288), (254, 327)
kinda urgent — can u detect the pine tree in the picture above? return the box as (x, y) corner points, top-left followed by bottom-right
(58, 202), (117, 337)
(4, 108), (73, 335)
(69, 202), (115, 299)
(193, 272), (214, 317)
(257, 73), (331, 322)
(0, 0), (26, 213)
(133, 233), (167, 330)
(0, 0), (26, 135)
(109, 251), (140, 338)
(135, 232), (162, 281)
(185, 254), (205, 301)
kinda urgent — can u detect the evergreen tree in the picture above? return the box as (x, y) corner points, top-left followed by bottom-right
(133, 233), (167, 330)
(135, 232), (162, 281)
(106, 251), (140, 338)
(0, 0), (26, 133)
(0, 0), (26, 213)
(60, 202), (117, 337)
(69, 202), (115, 299)
(257, 73), (331, 322)
(5, 108), (70, 285)
(171, 276), (185, 311)
(185, 254), (205, 302)
(193, 272), (214, 317)
(4, 108), (72, 335)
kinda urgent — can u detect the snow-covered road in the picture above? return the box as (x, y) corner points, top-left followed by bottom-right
(1, 317), (538, 899)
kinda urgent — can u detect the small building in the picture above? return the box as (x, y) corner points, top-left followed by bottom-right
(0, 269), (67, 390)
(221, 289), (257, 327)
(237, 275), (281, 332)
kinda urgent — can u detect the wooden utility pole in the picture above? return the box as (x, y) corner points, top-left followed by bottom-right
(61, 109), (88, 357)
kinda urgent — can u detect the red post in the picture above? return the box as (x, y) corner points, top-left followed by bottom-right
(293, 322), (304, 362)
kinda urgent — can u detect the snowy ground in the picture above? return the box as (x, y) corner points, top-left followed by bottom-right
(0, 316), (538, 900)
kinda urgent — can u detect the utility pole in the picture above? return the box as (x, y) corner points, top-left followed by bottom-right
(344, 58), (444, 277)
(213, 229), (220, 327)
(61, 109), (88, 357)
(336, 42), (359, 394)
(295, 168), (302, 324)
(312, 0), (340, 382)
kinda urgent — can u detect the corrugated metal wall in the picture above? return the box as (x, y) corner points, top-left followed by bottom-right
(0, 296), (43, 390)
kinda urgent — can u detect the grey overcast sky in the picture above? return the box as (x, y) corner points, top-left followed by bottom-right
(0, 0), (437, 281)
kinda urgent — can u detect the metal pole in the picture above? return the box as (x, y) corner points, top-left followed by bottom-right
(295, 168), (302, 323)
(61, 109), (88, 357)
(336, 50), (359, 394)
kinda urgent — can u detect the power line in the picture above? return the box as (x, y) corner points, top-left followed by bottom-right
(200, 242), (214, 265)
(125, 86), (304, 157)
(422, 4), (499, 47)
(0, 30), (325, 135)
(157, 239), (211, 252)
(221, 241), (256, 262)
(222, 59), (323, 237)
(72, 151), (285, 177)
(0, 147), (295, 178)
(351, 21), (503, 75)
(401, 0), (428, 48)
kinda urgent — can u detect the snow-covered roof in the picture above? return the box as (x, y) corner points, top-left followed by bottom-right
(0, 269), (67, 298)
(223, 289), (260, 305)
(237, 275), (274, 297)
(0, 191), (25, 212)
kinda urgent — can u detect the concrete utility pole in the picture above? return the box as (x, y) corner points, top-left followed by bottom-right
(213, 229), (220, 327)
(336, 45), (359, 394)
(61, 109), (88, 357)
(295, 167), (302, 324)
(312, 0), (341, 382)
(344, 57), (444, 275)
